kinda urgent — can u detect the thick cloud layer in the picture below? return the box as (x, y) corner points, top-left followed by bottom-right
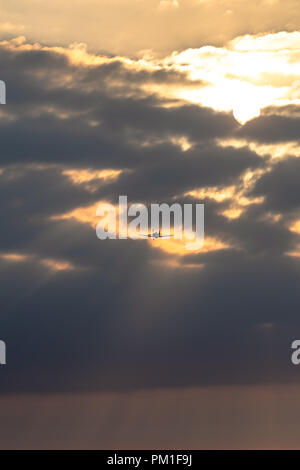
(0, 37), (300, 398)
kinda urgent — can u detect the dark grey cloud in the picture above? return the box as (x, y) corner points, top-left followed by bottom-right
(0, 41), (300, 398)
(99, 143), (263, 202)
(236, 108), (300, 143)
(248, 156), (300, 213)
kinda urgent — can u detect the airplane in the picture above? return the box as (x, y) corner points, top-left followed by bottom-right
(138, 229), (173, 239)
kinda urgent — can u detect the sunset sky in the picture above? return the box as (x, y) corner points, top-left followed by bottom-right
(1, 0), (300, 449)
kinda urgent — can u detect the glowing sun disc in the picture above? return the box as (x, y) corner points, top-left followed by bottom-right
(233, 103), (261, 125)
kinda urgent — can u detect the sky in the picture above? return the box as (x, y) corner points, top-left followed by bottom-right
(0, 0), (300, 449)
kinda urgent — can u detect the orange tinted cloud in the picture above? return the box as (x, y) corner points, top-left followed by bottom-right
(0, 252), (76, 272)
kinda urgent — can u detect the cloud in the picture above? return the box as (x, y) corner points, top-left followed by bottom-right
(2, 32), (300, 127)
(0, 36), (300, 401)
(154, 32), (300, 122)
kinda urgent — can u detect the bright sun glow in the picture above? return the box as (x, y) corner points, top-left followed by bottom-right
(233, 102), (261, 125)
(4, 32), (300, 126)
(145, 32), (300, 124)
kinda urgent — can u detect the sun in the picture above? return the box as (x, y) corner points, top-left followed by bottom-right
(233, 102), (261, 125)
